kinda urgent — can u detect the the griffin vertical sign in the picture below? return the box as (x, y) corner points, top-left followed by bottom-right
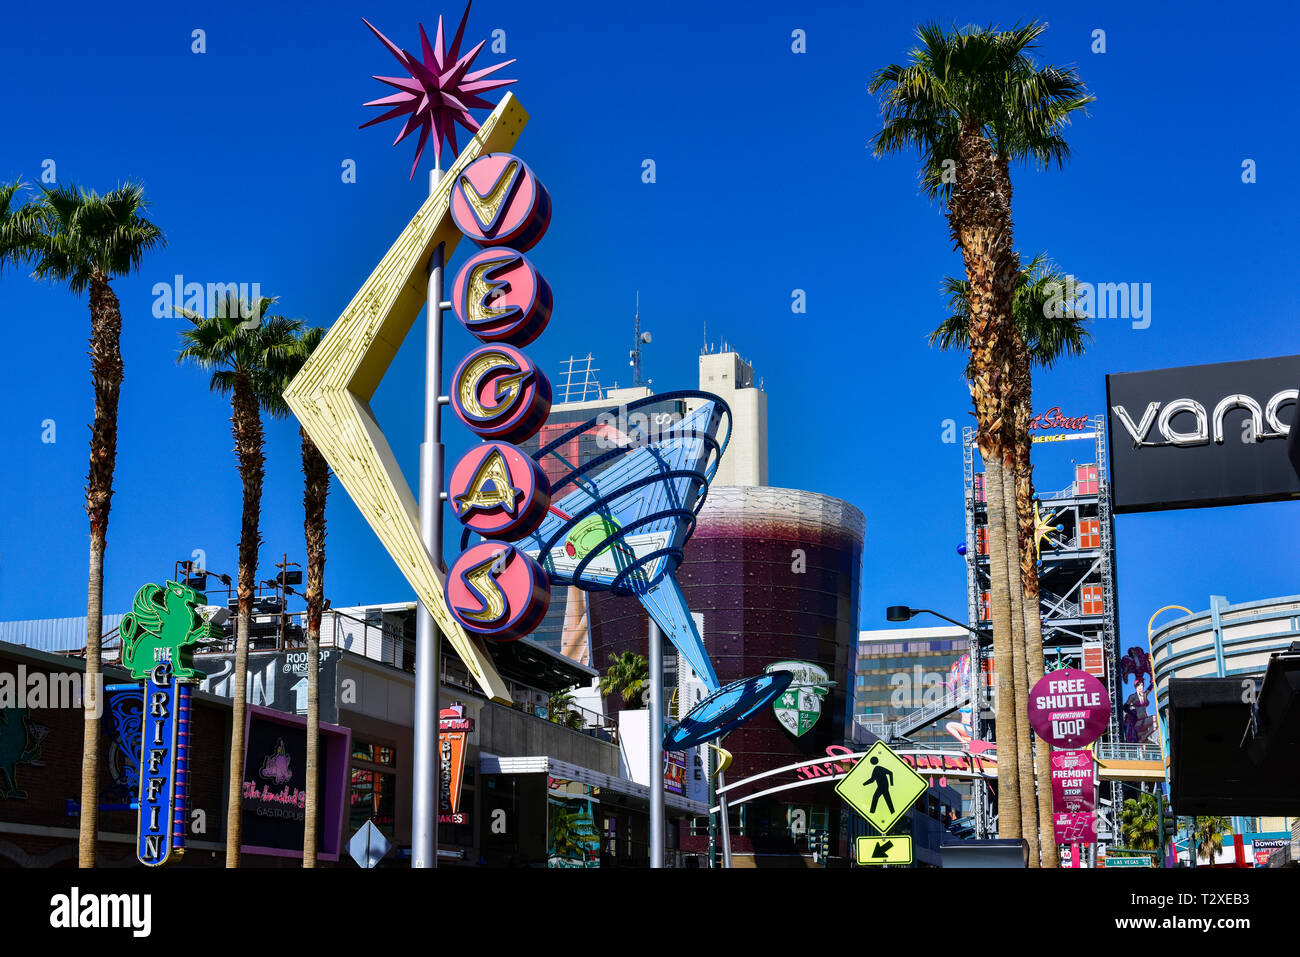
(1106, 355), (1299, 513)
(137, 662), (191, 866)
(120, 580), (218, 867)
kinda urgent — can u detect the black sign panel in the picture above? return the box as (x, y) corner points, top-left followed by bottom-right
(198, 649), (339, 723)
(1106, 355), (1300, 513)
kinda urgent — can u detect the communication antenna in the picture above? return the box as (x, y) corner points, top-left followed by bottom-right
(630, 291), (652, 388)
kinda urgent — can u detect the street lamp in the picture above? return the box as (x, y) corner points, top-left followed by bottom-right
(885, 605), (980, 636)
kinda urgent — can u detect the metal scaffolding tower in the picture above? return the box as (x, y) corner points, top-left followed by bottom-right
(961, 415), (1123, 845)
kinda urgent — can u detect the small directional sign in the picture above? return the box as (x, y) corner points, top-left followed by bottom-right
(835, 740), (928, 834)
(348, 819), (391, 869)
(856, 835), (913, 866)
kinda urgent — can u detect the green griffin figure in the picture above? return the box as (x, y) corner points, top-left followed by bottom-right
(120, 580), (220, 680)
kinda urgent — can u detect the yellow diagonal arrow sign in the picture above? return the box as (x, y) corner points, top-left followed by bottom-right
(284, 93), (531, 704)
(856, 835), (912, 866)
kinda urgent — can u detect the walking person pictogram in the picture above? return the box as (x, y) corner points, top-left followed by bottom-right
(864, 756), (894, 815)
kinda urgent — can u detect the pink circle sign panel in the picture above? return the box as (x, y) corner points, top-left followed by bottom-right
(445, 542), (550, 641)
(451, 247), (553, 347)
(450, 153), (552, 252)
(1027, 668), (1111, 748)
(450, 344), (552, 444)
(447, 442), (551, 541)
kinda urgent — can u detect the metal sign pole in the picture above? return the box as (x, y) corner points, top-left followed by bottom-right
(717, 758), (733, 868)
(412, 165), (446, 869)
(649, 619), (665, 868)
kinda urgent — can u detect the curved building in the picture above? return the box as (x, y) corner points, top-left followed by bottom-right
(589, 485), (865, 864)
(1151, 594), (1300, 725)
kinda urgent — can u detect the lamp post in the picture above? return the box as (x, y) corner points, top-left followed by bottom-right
(887, 604), (989, 836)
(885, 605), (980, 636)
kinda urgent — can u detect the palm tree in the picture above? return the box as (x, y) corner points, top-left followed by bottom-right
(1187, 816), (1232, 865)
(0, 180), (35, 274)
(600, 652), (649, 706)
(178, 298), (301, 867)
(932, 254), (1091, 867)
(13, 182), (165, 867)
(870, 20), (1091, 864)
(1120, 792), (1162, 852)
(272, 326), (330, 866)
(548, 689), (583, 730)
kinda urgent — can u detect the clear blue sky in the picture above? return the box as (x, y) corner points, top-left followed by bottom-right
(1, 0), (1297, 654)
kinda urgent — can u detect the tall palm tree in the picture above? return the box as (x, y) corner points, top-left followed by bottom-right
(1120, 792), (1162, 853)
(14, 182), (165, 867)
(178, 298), (301, 867)
(272, 326), (329, 866)
(600, 652), (649, 706)
(870, 20), (1091, 864)
(933, 254), (1091, 867)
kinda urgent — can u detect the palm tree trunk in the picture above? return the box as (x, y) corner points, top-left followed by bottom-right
(79, 272), (123, 868)
(1002, 465), (1039, 866)
(225, 374), (265, 868)
(951, 122), (1025, 843)
(301, 428), (329, 868)
(983, 456), (1020, 839)
(1007, 339), (1060, 868)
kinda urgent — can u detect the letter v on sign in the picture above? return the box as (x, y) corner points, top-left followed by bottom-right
(283, 93), (531, 704)
(458, 159), (522, 234)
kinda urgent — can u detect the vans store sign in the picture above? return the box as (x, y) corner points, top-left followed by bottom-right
(1106, 355), (1299, 513)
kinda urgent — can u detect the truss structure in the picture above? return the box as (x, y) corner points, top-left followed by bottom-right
(961, 416), (1123, 838)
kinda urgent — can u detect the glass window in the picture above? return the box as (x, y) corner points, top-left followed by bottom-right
(350, 767), (397, 837)
(352, 740), (397, 766)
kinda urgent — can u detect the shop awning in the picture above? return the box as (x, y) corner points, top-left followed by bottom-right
(479, 753), (709, 816)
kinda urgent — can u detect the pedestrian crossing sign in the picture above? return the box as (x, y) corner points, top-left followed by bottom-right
(835, 740), (928, 834)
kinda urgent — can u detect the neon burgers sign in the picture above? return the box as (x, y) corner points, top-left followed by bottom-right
(1113, 389), (1296, 448)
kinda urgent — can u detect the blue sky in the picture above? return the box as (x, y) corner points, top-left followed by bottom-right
(1, 0), (1297, 654)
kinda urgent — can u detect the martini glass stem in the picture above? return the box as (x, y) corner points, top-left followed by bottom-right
(649, 617), (665, 868)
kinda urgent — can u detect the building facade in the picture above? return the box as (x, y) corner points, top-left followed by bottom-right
(588, 485), (864, 865)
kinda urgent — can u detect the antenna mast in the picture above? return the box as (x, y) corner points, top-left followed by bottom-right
(630, 291), (652, 388)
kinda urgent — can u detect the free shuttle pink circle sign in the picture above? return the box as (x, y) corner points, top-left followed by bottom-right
(1027, 669), (1110, 747)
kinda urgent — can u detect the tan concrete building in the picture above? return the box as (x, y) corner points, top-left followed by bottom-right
(689, 350), (768, 487)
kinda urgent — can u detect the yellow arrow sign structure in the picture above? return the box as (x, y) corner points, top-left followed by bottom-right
(835, 740), (928, 834)
(856, 835), (913, 866)
(284, 93), (531, 704)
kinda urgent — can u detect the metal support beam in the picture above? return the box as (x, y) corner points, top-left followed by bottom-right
(412, 166), (446, 869)
(649, 619), (665, 868)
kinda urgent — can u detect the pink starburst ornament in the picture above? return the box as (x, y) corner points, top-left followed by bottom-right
(361, 3), (517, 179)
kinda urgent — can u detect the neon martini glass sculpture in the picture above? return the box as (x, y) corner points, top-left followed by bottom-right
(511, 391), (730, 690)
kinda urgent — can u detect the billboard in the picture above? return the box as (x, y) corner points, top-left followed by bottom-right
(1106, 355), (1300, 513)
(199, 649), (340, 724)
(240, 706), (351, 861)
